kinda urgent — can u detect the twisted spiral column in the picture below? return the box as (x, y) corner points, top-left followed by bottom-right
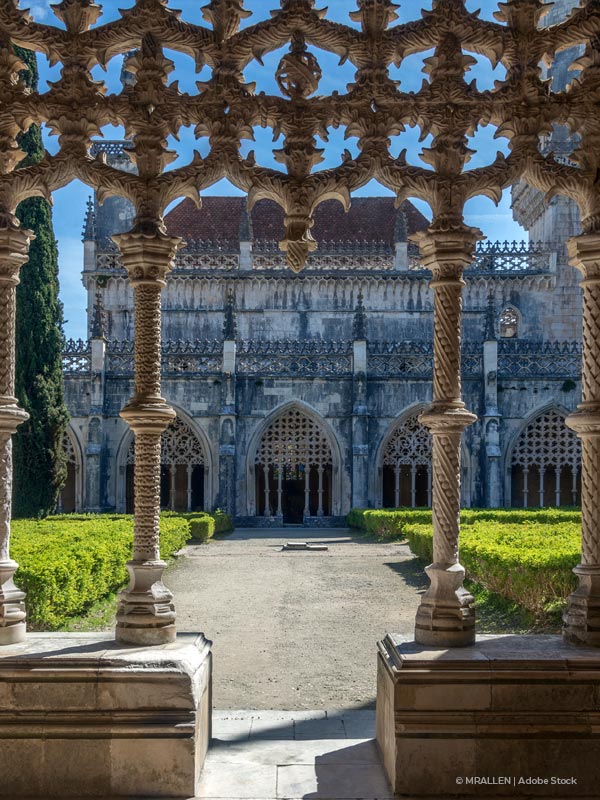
(0, 227), (32, 645)
(114, 231), (179, 646)
(564, 233), (600, 646)
(414, 228), (477, 647)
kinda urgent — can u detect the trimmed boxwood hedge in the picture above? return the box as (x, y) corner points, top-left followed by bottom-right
(347, 508), (581, 615)
(161, 510), (234, 541)
(12, 510), (234, 630)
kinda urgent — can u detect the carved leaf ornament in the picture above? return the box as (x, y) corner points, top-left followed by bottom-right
(0, 0), (599, 272)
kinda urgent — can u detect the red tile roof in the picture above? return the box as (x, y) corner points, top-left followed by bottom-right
(164, 196), (429, 246)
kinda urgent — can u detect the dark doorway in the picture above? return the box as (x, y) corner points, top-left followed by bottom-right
(382, 464), (430, 508)
(283, 478), (305, 523)
(59, 462), (77, 513)
(126, 463), (206, 513)
(256, 463), (333, 520)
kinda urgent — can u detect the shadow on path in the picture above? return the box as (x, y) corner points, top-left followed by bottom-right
(384, 557), (428, 592)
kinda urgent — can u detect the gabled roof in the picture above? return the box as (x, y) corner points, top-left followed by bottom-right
(164, 196), (429, 247)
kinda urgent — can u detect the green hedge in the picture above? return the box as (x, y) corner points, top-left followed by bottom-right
(12, 510), (234, 630)
(348, 508), (581, 615)
(161, 510), (234, 541)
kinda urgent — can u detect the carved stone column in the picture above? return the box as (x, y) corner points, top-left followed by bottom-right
(114, 230), (179, 646)
(564, 233), (600, 646)
(415, 229), (477, 647)
(0, 226), (32, 644)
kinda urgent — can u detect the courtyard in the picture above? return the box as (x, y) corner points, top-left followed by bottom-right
(169, 526), (422, 710)
(1, 0), (600, 796)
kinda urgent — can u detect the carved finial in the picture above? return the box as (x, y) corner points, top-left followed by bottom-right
(353, 288), (367, 340)
(223, 288), (237, 340)
(51, 0), (102, 32)
(91, 290), (107, 339)
(201, 0), (251, 39)
(484, 290), (496, 341)
(279, 212), (317, 273)
(82, 196), (96, 241)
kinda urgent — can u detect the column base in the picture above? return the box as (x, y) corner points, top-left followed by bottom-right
(563, 565), (600, 646)
(0, 558), (26, 645)
(414, 562), (475, 647)
(377, 633), (600, 798)
(0, 632), (212, 798)
(115, 559), (177, 645)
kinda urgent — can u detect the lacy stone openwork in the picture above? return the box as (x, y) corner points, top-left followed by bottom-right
(511, 408), (582, 508)
(1, 0), (600, 646)
(255, 408), (333, 520)
(382, 413), (432, 509)
(126, 415), (207, 512)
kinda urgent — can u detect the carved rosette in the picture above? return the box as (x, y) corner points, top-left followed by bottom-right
(564, 234), (600, 646)
(414, 228), (478, 647)
(0, 225), (32, 644)
(114, 230), (180, 646)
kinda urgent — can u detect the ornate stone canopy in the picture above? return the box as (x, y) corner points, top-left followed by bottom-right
(0, 1), (599, 651)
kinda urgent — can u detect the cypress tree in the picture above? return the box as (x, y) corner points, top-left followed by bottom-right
(12, 48), (69, 518)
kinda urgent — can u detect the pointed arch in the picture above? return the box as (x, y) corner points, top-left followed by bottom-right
(506, 405), (581, 508)
(246, 401), (343, 519)
(376, 405), (432, 508)
(58, 425), (84, 513)
(117, 408), (215, 513)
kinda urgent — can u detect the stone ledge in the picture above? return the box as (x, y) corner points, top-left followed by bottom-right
(377, 634), (600, 798)
(0, 632), (212, 798)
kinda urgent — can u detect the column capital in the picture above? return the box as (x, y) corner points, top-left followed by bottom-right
(568, 233), (600, 282)
(113, 230), (182, 287)
(412, 225), (482, 280)
(0, 225), (34, 286)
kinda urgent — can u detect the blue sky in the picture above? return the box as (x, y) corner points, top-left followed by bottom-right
(23, 0), (534, 338)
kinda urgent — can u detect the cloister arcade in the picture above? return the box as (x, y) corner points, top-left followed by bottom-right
(381, 411), (433, 509)
(125, 415), (208, 513)
(253, 407), (334, 523)
(57, 428), (82, 513)
(1, 0), (600, 797)
(509, 407), (582, 507)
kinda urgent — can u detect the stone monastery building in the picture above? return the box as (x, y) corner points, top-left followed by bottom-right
(60, 158), (584, 525)
(60, 0), (585, 524)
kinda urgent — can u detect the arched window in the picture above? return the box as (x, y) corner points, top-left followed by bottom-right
(126, 416), (206, 513)
(58, 430), (79, 513)
(499, 306), (519, 338)
(382, 414), (432, 508)
(511, 409), (581, 507)
(255, 408), (333, 523)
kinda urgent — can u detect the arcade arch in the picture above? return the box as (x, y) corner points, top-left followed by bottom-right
(58, 428), (83, 513)
(249, 404), (341, 523)
(509, 407), (582, 508)
(125, 415), (209, 513)
(379, 411), (432, 508)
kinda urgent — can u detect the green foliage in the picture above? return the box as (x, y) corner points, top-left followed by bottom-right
(12, 515), (191, 629)
(161, 509), (234, 541)
(13, 48), (68, 518)
(348, 508), (582, 616)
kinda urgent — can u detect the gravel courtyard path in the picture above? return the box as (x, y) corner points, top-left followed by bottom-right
(166, 527), (425, 710)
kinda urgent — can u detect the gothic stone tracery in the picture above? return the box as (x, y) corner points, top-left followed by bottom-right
(126, 415), (207, 512)
(255, 408), (333, 522)
(511, 408), (582, 507)
(382, 413), (432, 508)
